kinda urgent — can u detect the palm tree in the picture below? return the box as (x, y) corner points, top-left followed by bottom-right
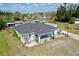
(64, 3), (67, 9)
(63, 3), (67, 19)
(65, 23), (70, 39)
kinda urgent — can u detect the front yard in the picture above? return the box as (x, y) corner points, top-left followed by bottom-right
(0, 28), (79, 55)
(48, 19), (79, 35)
(57, 22), (79, 35)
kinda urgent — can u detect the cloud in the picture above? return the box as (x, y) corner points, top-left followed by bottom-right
(32, 4), (39, 7)
(9, 4), (28, 13)
(10, 3), (53, 12)
(0, 4), (45, 13)
(11, 4), (25, 8)
(23, 3), (39, 10)
(0, 3), (59, 13)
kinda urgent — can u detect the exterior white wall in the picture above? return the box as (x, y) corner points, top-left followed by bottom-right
(15, 30), (36, 44)
(51, 30), (57, 36)
(38, 30), (58, 44)
(40, 37), (51, 43)
(38, 36), (40, 43)
(15, 30), (26, 44)
(51, 33), (54, 36)
(30, 34), (35, 41)
(54, 30), (57, 35)
(15, 29), (58, 45)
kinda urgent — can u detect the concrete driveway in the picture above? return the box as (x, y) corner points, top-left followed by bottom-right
(62, 30), (79, 40)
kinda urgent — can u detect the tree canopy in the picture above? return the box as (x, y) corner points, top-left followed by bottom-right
(56, 4), (79, 23)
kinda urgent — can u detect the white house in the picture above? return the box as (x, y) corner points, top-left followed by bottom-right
(7, 21), (27, 27)
(14, 22), (58, 47)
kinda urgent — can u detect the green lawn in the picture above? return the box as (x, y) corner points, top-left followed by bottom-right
(0, 28), (24, 55)
(0, 28), (79, 55)
(57, 22), (79, 35)
(0, 30), (10, 55)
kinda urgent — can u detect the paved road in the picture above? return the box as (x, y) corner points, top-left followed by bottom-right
(62, 30), (79, 40)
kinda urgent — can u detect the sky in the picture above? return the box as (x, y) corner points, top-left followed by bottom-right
(0, 3), (62, 13)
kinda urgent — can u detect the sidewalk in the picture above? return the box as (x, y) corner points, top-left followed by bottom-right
(62, 30), (79, 40)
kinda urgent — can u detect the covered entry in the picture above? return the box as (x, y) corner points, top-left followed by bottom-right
(35, 32), (54, 43)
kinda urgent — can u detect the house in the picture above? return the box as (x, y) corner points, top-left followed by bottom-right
(14, 22), (57, 47)
(33, 19), (47, 23)
(33, 12), (46, 19)
(7, 21), (27, 27)
(7, 19), (47, 27)
(46, 11), (55, 19)
(75, 18), (79, 24)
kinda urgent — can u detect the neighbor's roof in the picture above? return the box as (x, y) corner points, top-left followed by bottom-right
(7, 21), (27, 24)
(15, 23), (57, 35)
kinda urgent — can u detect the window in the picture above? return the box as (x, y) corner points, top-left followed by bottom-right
(40, 34), (51, 39)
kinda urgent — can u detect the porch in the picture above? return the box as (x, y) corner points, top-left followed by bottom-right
(35, 32), (54, 43)
(24, 32), (54, 47)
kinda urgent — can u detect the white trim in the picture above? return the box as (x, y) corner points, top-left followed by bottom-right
(15, 30), (26, 44)
(45, 22), (57, 28)
(38, 36), (40, 43)
(38, 32), (53, 36)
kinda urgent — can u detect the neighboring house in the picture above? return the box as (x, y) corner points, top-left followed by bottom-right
(46, 11), (54, 19)
(33, 13), (46, 19)
(14, 22), (57, 47)
(7, 19), (47, 27)
(75, 18), (79, 24)
(24, 17), (28, 20)
(33, 19), (47, 23)
(7, 21), (27, 27)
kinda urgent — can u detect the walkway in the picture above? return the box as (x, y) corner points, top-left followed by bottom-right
(25, 41), (38, 47)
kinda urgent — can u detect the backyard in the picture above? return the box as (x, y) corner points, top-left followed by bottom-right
(0, 28), (79, 56)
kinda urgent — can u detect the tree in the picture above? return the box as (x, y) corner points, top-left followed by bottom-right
(69, 17), (75, 24)
(14, 17), (21, 21)
(56, 4), (78, 23)
(65, 24), (70, 37)
(75, 5), (79, 18)
(63, 3), (67, 17)
(56, 5), (66, 22)
(0, 19), (5, 30)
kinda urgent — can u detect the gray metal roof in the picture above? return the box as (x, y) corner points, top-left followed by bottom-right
(15, 23), (57, 35)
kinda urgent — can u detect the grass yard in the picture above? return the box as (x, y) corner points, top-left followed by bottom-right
(0, 28), (79, 55)
(47, 19), (79, 35)
(0, 28), (26, 55)
(56, 22), (79, 35)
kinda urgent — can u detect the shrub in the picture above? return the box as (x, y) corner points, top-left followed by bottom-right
(0, 19), (5, 30)
(13, 29), (20, 40)
(14, 17), (21, 21)
(69, 17), (75, 24)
